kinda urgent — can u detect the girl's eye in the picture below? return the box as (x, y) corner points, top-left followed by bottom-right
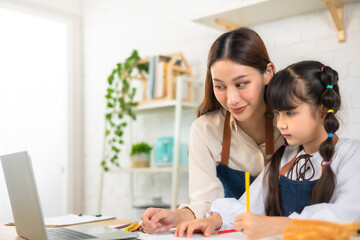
(286, 111), (295, 116)
(273, 111), (279, 116)
(235, 82), (248, 88)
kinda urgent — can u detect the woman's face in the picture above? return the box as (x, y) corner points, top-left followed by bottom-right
(211, 60), (273, 123)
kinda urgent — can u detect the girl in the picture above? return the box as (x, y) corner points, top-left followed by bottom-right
(174, 61), (360, 239)
(140, 28), (284, 233)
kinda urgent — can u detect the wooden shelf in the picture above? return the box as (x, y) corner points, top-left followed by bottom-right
(192, 0), (357, 42)
(134, 100), (198, 113)
(97, 76), (203, 213)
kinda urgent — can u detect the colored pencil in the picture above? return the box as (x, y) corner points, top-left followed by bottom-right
(214, 229), (237, 234)
(246, 171), (250, 212)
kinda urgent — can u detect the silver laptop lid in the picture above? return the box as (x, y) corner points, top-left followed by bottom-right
(1, 151), (48, 240)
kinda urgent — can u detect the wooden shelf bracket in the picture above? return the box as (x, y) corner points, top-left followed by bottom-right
(322, 0), (345, 42)
(214, 18), (240, 31)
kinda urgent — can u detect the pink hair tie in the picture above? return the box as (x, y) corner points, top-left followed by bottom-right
(321, 66), (324, 72)
(322, 161), (331, 166)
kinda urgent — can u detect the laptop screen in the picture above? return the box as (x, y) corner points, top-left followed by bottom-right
(1, 151), (48, 240)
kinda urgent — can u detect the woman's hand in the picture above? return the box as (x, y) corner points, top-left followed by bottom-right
(234, 212), (291, 240)
(174, 214), (222, 238)
(141, 208), (176, 233)
(140, 208), (196, 233)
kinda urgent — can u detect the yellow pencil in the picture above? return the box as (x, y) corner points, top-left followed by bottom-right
(245, 171), (250, 212)
(124, 222), (138, 231)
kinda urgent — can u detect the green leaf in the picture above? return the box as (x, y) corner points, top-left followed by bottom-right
(111, 146), (120, 153)
(137, 62), (149, 74)
(114, 130), (123, 137)
(108, 74), (114, 85)
(105, 113), (112, 120)
(130, 142), (152, 155)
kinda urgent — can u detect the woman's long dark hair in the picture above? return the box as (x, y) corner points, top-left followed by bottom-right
(197, 27), (272, 117)
(265, 61), (341, 216)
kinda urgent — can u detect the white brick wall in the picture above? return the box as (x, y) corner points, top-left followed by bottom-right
(82, 0), (360, 220)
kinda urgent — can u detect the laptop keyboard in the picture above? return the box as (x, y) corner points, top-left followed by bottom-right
(47, 228), (97, 239)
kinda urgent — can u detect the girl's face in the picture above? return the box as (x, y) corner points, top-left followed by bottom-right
(211, 60), (273, 123)
(275, 102), (327, 153)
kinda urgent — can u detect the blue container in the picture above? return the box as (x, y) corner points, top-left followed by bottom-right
(154, 137), (174, 166)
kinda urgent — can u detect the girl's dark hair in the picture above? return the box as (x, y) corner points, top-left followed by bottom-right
(197, 27), (271, 117)
(265, 60), (341, 216)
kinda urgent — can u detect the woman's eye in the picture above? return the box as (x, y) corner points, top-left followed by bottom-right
(215, 85), (226, 90)
(273, 111), (279, 116)
(235, 82), (248, 88)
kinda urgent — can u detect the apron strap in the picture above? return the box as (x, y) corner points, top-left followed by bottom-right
(279, 135), (339, 177)
(265, 103), (274, 156)
(220, 106), (275, 166)
(220, 111), (231, 165)
(279, 146), (301, 176)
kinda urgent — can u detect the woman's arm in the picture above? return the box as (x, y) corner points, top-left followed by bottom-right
(178, 119), (225, 218)
(141, 208), (196, 233)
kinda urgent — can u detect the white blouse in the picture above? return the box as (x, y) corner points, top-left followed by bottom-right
(179, 108), (283, 219)
(209, 138), (360, 230)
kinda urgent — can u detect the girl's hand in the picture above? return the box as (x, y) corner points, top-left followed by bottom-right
(174, 214), (222, 238)
(234, 212), (291, 240)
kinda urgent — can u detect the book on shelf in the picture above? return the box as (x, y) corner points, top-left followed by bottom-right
(139, 51), (192, 104)
(146, 56), (156, 99)
(154, 60), (165, 98)
(147, 55), (177, 100)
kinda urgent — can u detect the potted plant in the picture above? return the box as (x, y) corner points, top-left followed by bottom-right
(101, 50), (148, 171)
(130, 142), (152, 168)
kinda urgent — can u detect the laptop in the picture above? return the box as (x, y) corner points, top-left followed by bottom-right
(1, 151), (138, 240)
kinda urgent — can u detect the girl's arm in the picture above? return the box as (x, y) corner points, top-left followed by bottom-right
(174, 214), (223, 238)
(209, 168), (269, 230)
(234, 213), (291, 240)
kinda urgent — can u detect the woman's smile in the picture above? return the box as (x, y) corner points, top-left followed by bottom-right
(229, 105), (248, 114)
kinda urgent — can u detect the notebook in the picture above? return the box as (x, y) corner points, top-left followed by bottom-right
(1, 151), (138, 240)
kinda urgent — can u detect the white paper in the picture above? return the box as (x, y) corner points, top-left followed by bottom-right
(136, 229), (247, 239)
(7, 214), (115, 227)
(45, 214), (115, 226)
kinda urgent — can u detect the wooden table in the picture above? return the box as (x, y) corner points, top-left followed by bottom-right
(0, 219), (132, 240)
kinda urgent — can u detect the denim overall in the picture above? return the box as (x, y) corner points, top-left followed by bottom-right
(279, 175), (318, 216)
(278, 135), (338, 216)
(217, 109), (274, 199)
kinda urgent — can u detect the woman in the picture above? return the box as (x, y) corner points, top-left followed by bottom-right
(139, 27), (283, 233)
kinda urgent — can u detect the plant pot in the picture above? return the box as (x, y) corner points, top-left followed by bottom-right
(130, 153), (150, 168)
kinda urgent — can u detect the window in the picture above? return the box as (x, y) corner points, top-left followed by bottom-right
(0, 5), (80, 220)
